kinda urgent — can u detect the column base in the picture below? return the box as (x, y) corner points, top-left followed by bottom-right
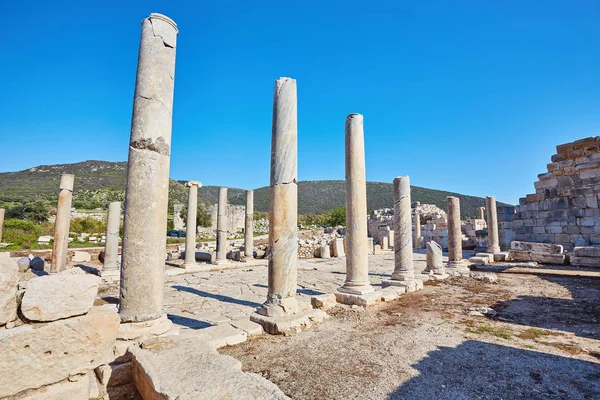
(337, 282), (374, 295)
(381, 279), (423, 292)
(117, 314), (174, 340)
(212, 258), (230, 266)
(390, 271), (416, 281)
(446, 260), (471, 275)
(487, 246), (501, 254)
(250, 306), (327, 336)
(255, 297), (299, 318)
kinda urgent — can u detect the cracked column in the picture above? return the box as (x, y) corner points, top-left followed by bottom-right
(184, 181), (202, 267)
(244, 190), (254, 260)
(0, 208), (4, 243)
(257, 77), (299, 317)
(50, 174), (74, 273)
(103, 202), (121, 271)
(446, 196), (469, 274)
(119, 13), (178, 335)
(478, 207), (485, 220)
(486, 196), (500, 253)
(383, 176), (415, 286)
(413, 212), (421, 249)
(339, 113), (373, 295)
(214, 187), (228, 264)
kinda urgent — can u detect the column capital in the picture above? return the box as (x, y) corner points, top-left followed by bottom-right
(186, 181), (202, 188)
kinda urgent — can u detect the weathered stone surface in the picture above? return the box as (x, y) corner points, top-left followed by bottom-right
(486, 196), (501, 253)
(229, 319), (264, 338)
(215, 187), (228, 264)
(103, 201), (121, 270)
(244, 190), (254, 259)
(21, 274), (100, 322)
(50, 174), (74, 273)
(510, 241), (563, 254)
(0, 306), (119, 398)
(71, 250), (92, 263)
(311, 293), (337, 310)
(130, 336), (289, 399)
(391, 176), (414, 281)
(0, 257), (18, 325)
(569, 256), (600, 268)
(508, 250), (566, 264)
(183, 181), (202, 268)
(470, 272), (498, 283)
(423, 241), (443, 274)
(9, 375), (91, 400)
(251, 308), (327, 336)
(573, 246), (600, 258)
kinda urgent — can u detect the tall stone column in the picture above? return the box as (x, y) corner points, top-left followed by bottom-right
(184, 181), (202, 267)
(0, 208), (4, 243)
(257, 77), (299, 317)
(103, 202), (121, 271)
(50, 174), (74, 273)
(244, 190), (254, 259)
(486, 196), (500, 253)
(413, 212), (421, 249)
(339, 114), (373, 295)
(390, 176), (414, 282)
(478, 207), (485, 220)
(446, 196), (469, 273)
(119, 13), (178, 333)
(214, 187), (228, 264)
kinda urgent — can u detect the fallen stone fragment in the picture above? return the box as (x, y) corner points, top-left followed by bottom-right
(130, 335), (289, 399)
(311, 293), (337, 310)
(71, 250), (92, 263)
(467, 307), (497, 317)
(0, 306), (119, 398)
(21, 274), (100, 322)
(470, 272), (498, 283)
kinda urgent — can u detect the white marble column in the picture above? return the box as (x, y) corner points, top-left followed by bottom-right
(446, 196), (469, 273)
(413, 212), (421, 249)
(119, 13), (178, 329)
(50, 174), (74, 273)
(244, 190), (254, 259)
(257, 77), (299, 317)
(184, 181), (201, 267)
(339, 113), (373, 295)
(103, 202), (121, 270)
(486, 196), (500, 253)
(390, 176), (414, 282)
(214, 187), (228, 264)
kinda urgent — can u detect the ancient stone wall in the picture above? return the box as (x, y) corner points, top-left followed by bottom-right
(512, 137), (600, 250)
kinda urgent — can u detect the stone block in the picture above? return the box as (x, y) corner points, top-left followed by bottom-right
(229, 319), (264, 338)
(579, 217), (596, 227)
(334, 291), (381, 307)
(547, 226), (563, 234)
(580, 168), (600, 179)
(250, 309), (327, 336)
(510, 241), (563, 254)
(0, 306), (119, 398)
(21, 274), (99, 322)
(130, 336), (289, 399)
(556, 142), (573, 155)
(570, 256), (600, 268)
(380, 286), (405, 301)
(71, 251), (92, 263)
(310, 293), (337, 310)
(508, 250), (565, 265)
(573, 137), (597, 149)
(191, 324), (248, 348)
(0, 257), (18, 326)
(573, 247), (600, 257)
(9, 375), (92, 400)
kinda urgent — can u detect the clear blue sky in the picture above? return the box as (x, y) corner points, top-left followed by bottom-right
(1, 1), (598, 205)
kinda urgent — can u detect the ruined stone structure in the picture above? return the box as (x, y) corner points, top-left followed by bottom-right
(119, 13), (177, 335)
(339, 113), (373, 295)
(173, 204), (185, 231)
(198, 203), (246, 236)
(50, 173), (74, 273)
(512, 137), (600, 250)
(184, 181), (201, 268)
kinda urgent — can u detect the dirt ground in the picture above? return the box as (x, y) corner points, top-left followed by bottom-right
(221, 272), (600, 399)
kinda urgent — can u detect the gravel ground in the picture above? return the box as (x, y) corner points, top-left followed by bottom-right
(221, 273), (600, 399)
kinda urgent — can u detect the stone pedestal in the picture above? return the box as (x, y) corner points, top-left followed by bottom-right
(183, 181), (202, 268)
(103, 202), (121, 271)
(50, 174), (75, 274)
(0, 208), (4, 243)
(446, 196), (470, 274)
(339, 114), (374, 295)
(119, 13), (178, 336)
(244, 190), (254, 259)
(214, 187), (228, 264)
(255, 77), (300, 320)
(486, 196), (501, 254)
(423, 241), (444, 274)
(383, 176), (415, 287)
(381, 236), (389, 250)
(478, 207), (486, 220)
(413, 212), (421, 249)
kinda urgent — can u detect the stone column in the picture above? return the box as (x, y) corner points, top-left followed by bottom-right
(446, 196), (469, 273)
(214, 187), (228, 264)
(390, 176), (414, 282)
(339, 113), (373, 295)
(423, 241), (444, 274)
(486, 196), (500, 253)
(257, 77), (299, 317)
(244, 190), (254, 259)
(119, 13), (178, 331)
(184, 181), (202, 267)
(0, 208), (4, 243)
(50, 174), (74, 273)
(478, 207), (485, 220)
(413, 212), (421, 249)
(103, 202), (121, 270)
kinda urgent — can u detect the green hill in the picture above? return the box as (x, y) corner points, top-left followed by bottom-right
(0, 161), (510, 218)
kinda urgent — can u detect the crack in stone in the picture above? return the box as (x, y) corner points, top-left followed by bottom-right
(270, 178), (297, 188)
(130, 137), (170, 156)
(138, 95), (172, 117)
(149, 19), (175, 49)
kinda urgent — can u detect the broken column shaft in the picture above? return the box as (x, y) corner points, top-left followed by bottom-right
(486, 196), (500, 253)
(257, 77), (299, 317)
(50, 174), (74, 273)
(119, 13), (178, 328)
(391, 176), (415, 282)
(214, 187), (228, 264)
(339, 113), (373, 295)
(184, 181), (201, 267)
(244, 190), (254, 259)
(446, 196), (469, 274)
(103, 202), (121, 270)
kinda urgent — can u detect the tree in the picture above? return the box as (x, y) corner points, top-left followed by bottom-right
(181, 201), (212, 228)
(326, 206), (346, 227)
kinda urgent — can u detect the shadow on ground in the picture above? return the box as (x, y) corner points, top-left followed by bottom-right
(168, 314), (213, 330)
(172, 285), (262, 308)
(390, 340), (600, 399)
(492, 275), (600, 339)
